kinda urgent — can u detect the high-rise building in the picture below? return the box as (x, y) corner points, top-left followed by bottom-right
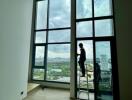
(100, 54), (108, 70)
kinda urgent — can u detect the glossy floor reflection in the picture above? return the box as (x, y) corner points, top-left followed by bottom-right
(24, 87), (70, 100)
(24, 87), (112, 100)
(78, 91), (113, 100)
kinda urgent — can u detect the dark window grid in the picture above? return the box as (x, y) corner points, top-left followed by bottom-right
(32, 1), (118, 98)
(34, 0), (72, 81)
(33, 0), (119, 99)
(32, 45), (45, 80)
(92, 0), (97, 97)
(34, 0), (48, 69)
(47, 42), (71, 44)
(34, 29), (71, 44)
(44, 0), (50, 81)
(32, 79), (70, 84)
(31, 6), (37, 80)
(34, 43), (46, 46)
(34, 42), (71, 45)
(75, 0), (115, 99)
(33, 0), (72, 81)
(35, 27), (71, 31)
(76, 18), (114, 38)
(34, 29), (70, 46)
(33, 0), (49, 81)
(41, 0), (71, 81)
(76, 0), (113, 20)
(75, 35), (115, 97)
(35, 0), (71, 30)
(33, 66), (45, 69)
(75, 0), (119, 100)
(76, 36), (114, 41)
(76, 16), (113, 22)
(40, 40), (71, 45)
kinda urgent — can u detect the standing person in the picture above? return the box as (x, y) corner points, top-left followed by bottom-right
(95, 62), (101, 98)
(77, 43), (86, 77)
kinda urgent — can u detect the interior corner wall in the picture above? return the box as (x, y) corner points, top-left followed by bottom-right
(114, 0), (132, 100)
(0, 0), (33, 100)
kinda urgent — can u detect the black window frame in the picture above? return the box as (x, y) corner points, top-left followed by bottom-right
(74, 0), (120, 99)
(31, 0), (71, 84)
(31, 0), (120, 99)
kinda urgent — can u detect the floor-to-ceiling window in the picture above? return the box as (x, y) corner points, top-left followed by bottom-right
(31, 0), (119, 99)
(32, 0), (71, 83)
(75, 0), (118, 100)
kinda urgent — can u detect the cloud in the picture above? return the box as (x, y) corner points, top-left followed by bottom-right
(77, 0), (92, 18)
(94, 0), (112, 17)
(49, 0), (70, 28)
(77, 21), (92, 37)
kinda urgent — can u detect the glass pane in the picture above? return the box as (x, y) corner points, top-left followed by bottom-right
(76, 21), (93, 37)
(46, 44), (70, 82)
(76, 0), (92, 19)
(35, 46), (45, 66)
(95, 19), (113, 37)
(33, 69), (44, 80)
(36, 1), (48, 30)
(48, 30), (70, 43)
(94, 0), (112, 17)
(77, 40), (94, 99)
(49, 0), (71, 28)
(35, 31), (46, 43)
(95, 42), (113, 100)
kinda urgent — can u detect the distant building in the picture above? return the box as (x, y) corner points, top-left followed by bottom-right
(100, 55), (108, 70)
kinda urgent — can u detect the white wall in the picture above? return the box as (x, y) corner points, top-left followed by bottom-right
(114, 0), (132, 100)
(0, 0), (33, 100)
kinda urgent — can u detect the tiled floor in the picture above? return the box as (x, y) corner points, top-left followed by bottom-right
(24, 87), (113, 100)
(24, 87), (70, 100)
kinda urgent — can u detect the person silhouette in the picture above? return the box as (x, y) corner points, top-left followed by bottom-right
(77, 43), (86, 77)
(95, 62), (101, 98)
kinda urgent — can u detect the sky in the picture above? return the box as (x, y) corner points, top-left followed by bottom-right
(35, 0), (113, 59)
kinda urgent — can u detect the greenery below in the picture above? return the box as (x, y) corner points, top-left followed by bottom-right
(33, 62), (112, 91)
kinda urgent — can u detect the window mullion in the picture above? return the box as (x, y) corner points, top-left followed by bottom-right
(44, 0), (50, 81)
